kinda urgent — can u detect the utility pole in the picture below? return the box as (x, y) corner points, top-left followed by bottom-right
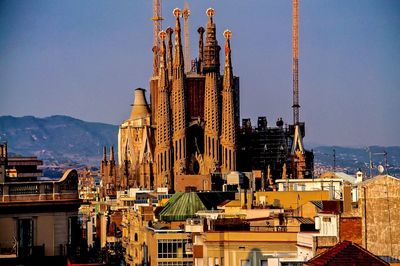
(366, 147), (373, 178)
(333, 148), (336, 172)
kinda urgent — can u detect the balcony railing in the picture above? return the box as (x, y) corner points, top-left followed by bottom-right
(1, 169), (79, 202)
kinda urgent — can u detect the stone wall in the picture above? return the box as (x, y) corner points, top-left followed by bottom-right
(359, 175), (400, 259)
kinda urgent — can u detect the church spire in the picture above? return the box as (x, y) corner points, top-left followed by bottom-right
(110, 145), (115, 162)
(102, 146), (107, 162)
(203, 8), (221, 174)
(155, 30), (173, 189)
(203, 8), (220, 73)
(152, 46), (159, 77)
(197, 26), (205, 74)
(159, 31), (168, 90)
(223, 30), (233, 89)
(166, 27), (174, 79)
(221, 29), (237, 173)
(173, 8), (184, 71)
(171, 8), (188, 181)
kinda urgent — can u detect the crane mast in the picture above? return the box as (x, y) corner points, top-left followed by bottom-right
(152, 0), (163, 76)
(183, 1), (191, 73)
(292, 0), (300, 125)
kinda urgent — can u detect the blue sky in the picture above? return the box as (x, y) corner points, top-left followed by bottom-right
(0, 0), (399, 146)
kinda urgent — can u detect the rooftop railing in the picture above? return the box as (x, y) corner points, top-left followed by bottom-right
(1, 169), (79, 202)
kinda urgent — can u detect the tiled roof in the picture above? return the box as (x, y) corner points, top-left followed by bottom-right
(311, 200), (323, 210)
(306, 241), (389, 266)
(311, 200), (342, 214)
(334, 172), (357, 184)
(296, 217), (314, 224)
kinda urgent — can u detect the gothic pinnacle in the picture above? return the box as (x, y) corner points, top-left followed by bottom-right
(158, 30), (168, 90)
(206, 7), (214, 24)
(197, 26), (205, 73)
(152, 45), (159, 77)
(110, 145), (115, 162)
(173, 8), (184, 69)
(204, 7), (220, 73)
(223, 29), (233, 89)
(166, 27), (174, 78)
(102, 146), (107, 162)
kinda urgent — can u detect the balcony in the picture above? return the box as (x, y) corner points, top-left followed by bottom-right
(0, 169), (79, 204)
(185, 218), (204, 233)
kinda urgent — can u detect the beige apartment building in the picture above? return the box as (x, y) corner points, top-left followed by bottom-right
(0, 169), (81, 262)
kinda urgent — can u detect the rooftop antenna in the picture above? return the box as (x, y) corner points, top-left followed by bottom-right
(333, 148), (336, 172)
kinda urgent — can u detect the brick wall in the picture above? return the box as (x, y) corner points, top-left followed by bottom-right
(340, 217), (362, 245)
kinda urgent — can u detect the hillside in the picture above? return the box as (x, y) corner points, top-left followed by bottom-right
(0, 115), (118, 166)
(311, 145), (400, 176)
(0, 115), (398, 177)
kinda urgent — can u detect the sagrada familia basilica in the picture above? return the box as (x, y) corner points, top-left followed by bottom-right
(104, 8), (240, 193)
(100, 7), (313, 198)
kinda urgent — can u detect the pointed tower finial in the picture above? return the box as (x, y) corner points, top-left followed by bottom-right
(110, 145), (115, 162)
(152, 46), (159, 77)
(203, 7), (220, 73)
(223, 29), (233, 89)
(166, 27), (174, 78)
(197, 27), (205, 73)
(158, 30), (168, 90)
(220, 29), (237, 173)
(102, 146), (107, 162)
(173, 8), (184, 69)
(206, 7), (215, 23)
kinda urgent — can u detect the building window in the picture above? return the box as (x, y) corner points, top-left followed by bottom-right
(68, 216), (80, 248)
(17, 218), (34, 256)
(157, 262), (192, 266)
(322, 217), (331, 222)
(157, 239), (192, 259)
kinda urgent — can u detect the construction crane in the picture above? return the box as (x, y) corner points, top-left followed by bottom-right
(152, 0), (163, 76)
(182, 1), (191, 73)
(292, 0), (300, 125)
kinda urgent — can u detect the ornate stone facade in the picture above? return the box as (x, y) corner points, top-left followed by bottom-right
(155, 31), (173, 189)
(117, 7), (239, 192)
(117, 89), (154, 191)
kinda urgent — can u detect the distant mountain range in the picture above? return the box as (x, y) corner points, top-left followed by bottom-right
(0, 115), (118, 167)
(311, 145), (400, 177)
(0, 115), (398, 177)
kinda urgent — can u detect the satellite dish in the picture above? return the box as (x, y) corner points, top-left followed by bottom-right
(378, 165), (384, 174)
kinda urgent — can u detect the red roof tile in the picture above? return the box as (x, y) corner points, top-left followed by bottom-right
(306, 241), (389, 266)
